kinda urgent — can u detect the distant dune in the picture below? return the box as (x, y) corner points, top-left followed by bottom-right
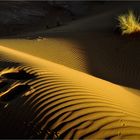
(0, 45), (140, 139)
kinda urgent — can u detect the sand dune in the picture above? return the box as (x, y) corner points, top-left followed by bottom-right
(0, 39), (88, 74)
(0, 2), (140, 139)
(1, 4), (140, 90)
(0, 45), (140, 139)
(0, 32), (140, 90)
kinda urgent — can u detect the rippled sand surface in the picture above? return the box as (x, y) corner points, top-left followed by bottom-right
(0, 44), (140, 139)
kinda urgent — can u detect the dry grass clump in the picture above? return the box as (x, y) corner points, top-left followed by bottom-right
(118, 10), (140, 35)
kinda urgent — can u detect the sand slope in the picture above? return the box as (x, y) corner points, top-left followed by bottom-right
(0, 45), (140, 139)
(1, 3), (140, 90)
(0, 32), (140, 90)
(0, 39), (88, 73)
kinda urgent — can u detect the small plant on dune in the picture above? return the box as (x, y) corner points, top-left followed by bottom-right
(118, 10), (140, 35)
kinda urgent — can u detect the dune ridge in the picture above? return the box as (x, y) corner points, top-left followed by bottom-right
(0, 39), (88, 74)
(0, 45), (140, 139)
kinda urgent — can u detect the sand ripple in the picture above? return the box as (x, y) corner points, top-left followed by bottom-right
(0, 45), (140, 139)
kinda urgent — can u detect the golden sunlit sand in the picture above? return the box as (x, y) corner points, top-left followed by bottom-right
(0, 44), (140, 139)
(0, 39), (88, 73)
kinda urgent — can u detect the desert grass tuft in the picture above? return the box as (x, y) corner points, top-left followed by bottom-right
(118, 10), (140, 35)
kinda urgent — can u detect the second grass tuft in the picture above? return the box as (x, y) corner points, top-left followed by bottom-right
(118, 10), (140, 35)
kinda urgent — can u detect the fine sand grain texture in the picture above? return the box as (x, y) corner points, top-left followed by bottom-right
(0, 45), (140, 139)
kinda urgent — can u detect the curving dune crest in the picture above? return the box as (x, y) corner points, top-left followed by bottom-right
(0, 39), (88, 74)
(0, 45), (140, 139)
